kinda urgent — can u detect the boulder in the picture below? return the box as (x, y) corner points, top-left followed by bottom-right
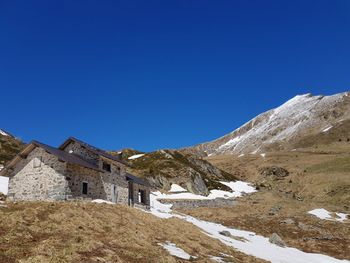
(269, 233), (286, 247)
(260, 166), (289, 179)
(219, 231), (232, 237)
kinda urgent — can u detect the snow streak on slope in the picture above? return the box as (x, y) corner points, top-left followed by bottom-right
(149, 185), (349, 263)
(193, 92), (350, 155)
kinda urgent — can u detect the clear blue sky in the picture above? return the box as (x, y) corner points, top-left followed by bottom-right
(1, 1), (349, 151)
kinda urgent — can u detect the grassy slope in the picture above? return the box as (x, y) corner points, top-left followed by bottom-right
(0, 202), (265, 263)
(0, 134), (24, 166)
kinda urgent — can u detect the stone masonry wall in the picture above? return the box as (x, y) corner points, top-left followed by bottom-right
(66, 163), (128, 205)
(130, 182), (150, 206)
(63, 141), (100, 166)
(7, 147), (68, 201)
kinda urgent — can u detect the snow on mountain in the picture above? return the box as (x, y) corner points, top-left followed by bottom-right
(190, 92), (350, 156)
(0, 129), (9, 136)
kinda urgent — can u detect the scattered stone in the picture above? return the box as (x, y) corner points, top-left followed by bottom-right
(0, 193), (6, 201)
(269, 205), (282, 215)
(219, 231), (232, 237)
(260, 166), (289, 179)
(280, 218), (295, 225)
(297, 222), (313, 231)
(269, 233), (286, 247)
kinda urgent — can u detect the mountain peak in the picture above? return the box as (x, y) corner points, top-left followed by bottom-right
(187, 91), (350, 156)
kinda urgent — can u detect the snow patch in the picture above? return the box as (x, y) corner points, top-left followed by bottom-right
(158, 241), (194, 260)
(169, 184), (187, 193)
(128, 154), (145, 160)
(149, 190), (348, 263)
(238, 154), (245, 157)
(0, 129), (9, 136)
(260, 153), (266, 158)
(322, 126), (333, 132)
(0, 176), (9, 195)
(308, 209), (348, 222)
(91, 199), (115, 204)
(155, 181), (256, 200)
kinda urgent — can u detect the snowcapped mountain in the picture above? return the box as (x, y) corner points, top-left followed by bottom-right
(188, 92), (350, 156)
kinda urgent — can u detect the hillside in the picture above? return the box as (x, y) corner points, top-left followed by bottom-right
(186, 92), (350, 156)
(112, 149), (238, 195)
(0, 202), (263, 263)
(0, 129), (24, 169)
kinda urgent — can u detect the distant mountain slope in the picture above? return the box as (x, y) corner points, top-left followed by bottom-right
(187, 92), (350, 156)
(0, 129), (24, 169)
(111, 149), (238, 195)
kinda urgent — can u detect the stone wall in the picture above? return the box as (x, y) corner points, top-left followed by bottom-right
(62, 141), (100, 166)
(66, 163), (129, 205)
(7, 147), (68, 201)
(157, 198), (236, 209)
(129, 182), (150, 206)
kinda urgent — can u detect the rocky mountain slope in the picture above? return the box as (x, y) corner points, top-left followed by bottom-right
(113, 149), (238, 195)
(0, 129), (24, 170)
(187, 92), (350, 156)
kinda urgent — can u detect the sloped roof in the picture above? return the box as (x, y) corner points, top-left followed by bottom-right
(0, 140), (101, 176)
(59, 137), (127, 165)
(31, 141), (101, 171)
(126, 173), (150, 187)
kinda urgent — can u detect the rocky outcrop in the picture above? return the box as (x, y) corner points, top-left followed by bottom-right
(269, 233), (286, 247)
(123, 149), (237, 195)
(260, 166), (289, 179)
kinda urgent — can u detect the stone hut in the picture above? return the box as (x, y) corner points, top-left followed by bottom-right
(0, 137), (150, 208)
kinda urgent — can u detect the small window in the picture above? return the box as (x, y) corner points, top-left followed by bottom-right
(33, 156), (42, 168)
(102, 162), (111, 172)
(82, 182), (88, 195)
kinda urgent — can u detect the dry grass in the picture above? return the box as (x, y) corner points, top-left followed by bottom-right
(207, 146), (350, 205)
(0, 202), (265, 263)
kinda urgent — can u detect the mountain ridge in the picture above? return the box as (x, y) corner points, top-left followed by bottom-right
(186, 91), (350, 156)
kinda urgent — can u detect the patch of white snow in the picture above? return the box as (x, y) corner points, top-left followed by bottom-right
(158, 241), (193, 260)
(91, 199), (115, 204)
(128, 154), (145, 160)
(169, 184), (187, 193)
(0, 176), (9, 195)
(308, 209), (349, 222)
(322, 126), (333, 132)
(0, 129), (9, 136)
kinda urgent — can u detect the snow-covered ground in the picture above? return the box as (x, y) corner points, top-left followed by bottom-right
(91, 199), (115, 204)
(169, 184), (187, 192)
(128, 153), (145, 160)
(154, 181), (256, 200)
(149, 182), (349, 263)
(322, 126), (333, 132)
(308, 209), (348, 222)
(0, 176), (9, 195)
(158, 241), (194, 260)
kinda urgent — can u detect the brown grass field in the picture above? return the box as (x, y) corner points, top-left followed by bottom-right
(0, 201), (266, 263)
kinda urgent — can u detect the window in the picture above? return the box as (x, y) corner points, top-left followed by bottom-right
(102, 162), (111, 172)
(33, 156), (42, 168)
(82, 182), (88, 195)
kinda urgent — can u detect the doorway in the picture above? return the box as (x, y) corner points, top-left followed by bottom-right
(111, 184), (117, 203)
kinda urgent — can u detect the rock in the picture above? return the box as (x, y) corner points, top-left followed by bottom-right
(219, 231), (232, 237)
(0, 193), (6, 201)
(280, 218), (295, 225)
(260, 166), (289, 179)
(269, 205), (282, 215)
(269, 233), (286, 247)
(298, 222), (312, 231)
